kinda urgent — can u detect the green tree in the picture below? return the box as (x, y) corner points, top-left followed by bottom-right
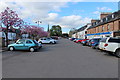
(50, 25), (62, 36)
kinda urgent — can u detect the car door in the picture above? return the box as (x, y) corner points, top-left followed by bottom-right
(43, 38), (50, 43)
(14, 40), (25, 50)
(25, 40), (34, 50)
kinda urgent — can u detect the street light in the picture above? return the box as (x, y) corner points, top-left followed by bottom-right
(35, 21), (42, 26)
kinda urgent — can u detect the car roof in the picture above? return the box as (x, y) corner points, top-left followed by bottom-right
(18, 39), (33, 41)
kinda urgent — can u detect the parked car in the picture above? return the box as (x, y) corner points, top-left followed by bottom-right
(38, 38), (56, 44)
(73, 38), (80, 42)
(81, 40), (89, 46)
(86, 39), (92, 46)
(99, 37), (120, 57)
(90, 38), (101, 49)
(70, 38), (76, 41)
(8, 39), (42, 52)
(76, 39), (88, 43)
(51, 36), (58, 40)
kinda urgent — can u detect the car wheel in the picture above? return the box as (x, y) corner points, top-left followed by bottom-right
(54, 41), (56, 44)
(50, 42), (52, 44)
(9, 46), (14, 51)
(115, 49), (120, 58)
(29, 47), (35, 52)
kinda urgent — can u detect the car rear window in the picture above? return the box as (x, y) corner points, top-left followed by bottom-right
(108, 38), (120, 43)
(33, 40), (38, 44)
(100, 38), (107, 42)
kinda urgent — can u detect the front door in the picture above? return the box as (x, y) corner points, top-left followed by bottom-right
(14, 40), (26, 50)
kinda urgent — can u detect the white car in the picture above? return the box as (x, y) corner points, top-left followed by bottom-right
(99, 37), (120, 57)
(38, 38), (57, 44)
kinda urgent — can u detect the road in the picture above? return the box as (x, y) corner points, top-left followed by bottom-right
(2, 39), (118, 78)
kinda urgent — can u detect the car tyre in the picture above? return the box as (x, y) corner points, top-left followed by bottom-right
(29, 47), (35, 52)
(115, 49), (120, 58)
(54, 41), (56, 44)
(9, 46), (14, 51)
(50, 42), (52, 44)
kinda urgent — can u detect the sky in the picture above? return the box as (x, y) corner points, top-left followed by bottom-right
(0, 0), (119, 33)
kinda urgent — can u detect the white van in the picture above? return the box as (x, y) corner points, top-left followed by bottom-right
(99, 37), (120, 57)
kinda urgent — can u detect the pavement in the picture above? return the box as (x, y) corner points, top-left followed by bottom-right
(2, 38), (118, 78)
(0, 47), (7, 52)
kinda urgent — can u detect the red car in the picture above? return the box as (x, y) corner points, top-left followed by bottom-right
(76, 39), (89, 43)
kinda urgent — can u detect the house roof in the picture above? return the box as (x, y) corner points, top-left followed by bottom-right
(77, 25), (87, 32)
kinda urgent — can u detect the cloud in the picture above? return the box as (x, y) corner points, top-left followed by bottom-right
(97, 7), (112, 11)
(2, 0), (119, 2)
(0, 1), (91, 29)
(93, 7), (112, 15)
(0, 2), (68, 19)
(47, 15), (91, 29)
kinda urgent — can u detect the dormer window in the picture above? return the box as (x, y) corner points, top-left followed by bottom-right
(112, 14), (114, 18)
(96, 22), (98, 25)
(106, 17), (108, 21)
(101, 19), (103, 22)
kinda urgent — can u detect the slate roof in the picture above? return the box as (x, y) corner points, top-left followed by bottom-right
(77, 25), (87, 32)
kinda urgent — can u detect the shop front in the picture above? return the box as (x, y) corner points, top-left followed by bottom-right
(86, 32), (113, 39)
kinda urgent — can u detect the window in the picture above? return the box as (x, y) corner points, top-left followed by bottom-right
(107, 24), (110, 31)
(100, 38), (107, 42)
(112, 14), (114, 18)
(102, 26), (104, 31)
(106, 17), (108, 21)
(16, 39), (25, 44)
(108, 38), (120, 43)
(26, 40), (32, 44)
(98, 27), (99, 32)
(33, 40), (38, 44)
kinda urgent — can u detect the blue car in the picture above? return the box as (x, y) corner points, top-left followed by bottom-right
(8, 39), (42, 52)
(90, 38), (101, 49)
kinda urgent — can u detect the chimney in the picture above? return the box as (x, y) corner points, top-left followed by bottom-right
(100, 12), (112, 19)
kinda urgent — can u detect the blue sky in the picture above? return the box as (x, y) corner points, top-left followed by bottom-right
(27, 2), (118, 33)
(1, 2), (119, 33)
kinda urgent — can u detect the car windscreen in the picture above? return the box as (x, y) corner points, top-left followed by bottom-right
(108, 38), (120, 43)
(100, 38), (107, 42)
(16, 39), (25, 44)
(93, 39), (101, 42)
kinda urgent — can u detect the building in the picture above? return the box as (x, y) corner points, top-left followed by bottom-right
(77, 23), (91, 39)
(71, 23), (91, 39)
(87, 11), (120, 39)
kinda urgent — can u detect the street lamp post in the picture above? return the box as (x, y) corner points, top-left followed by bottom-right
(35, 21), (42, 26)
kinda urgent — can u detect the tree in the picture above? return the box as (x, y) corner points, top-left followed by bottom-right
(21, 25), (48, 39)
(0, 7), (24, 46)
(50, 25), (62, 36)
(69, 28), (77, 37)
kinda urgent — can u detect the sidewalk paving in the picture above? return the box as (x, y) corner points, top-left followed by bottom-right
(0, 47), (7, 52)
